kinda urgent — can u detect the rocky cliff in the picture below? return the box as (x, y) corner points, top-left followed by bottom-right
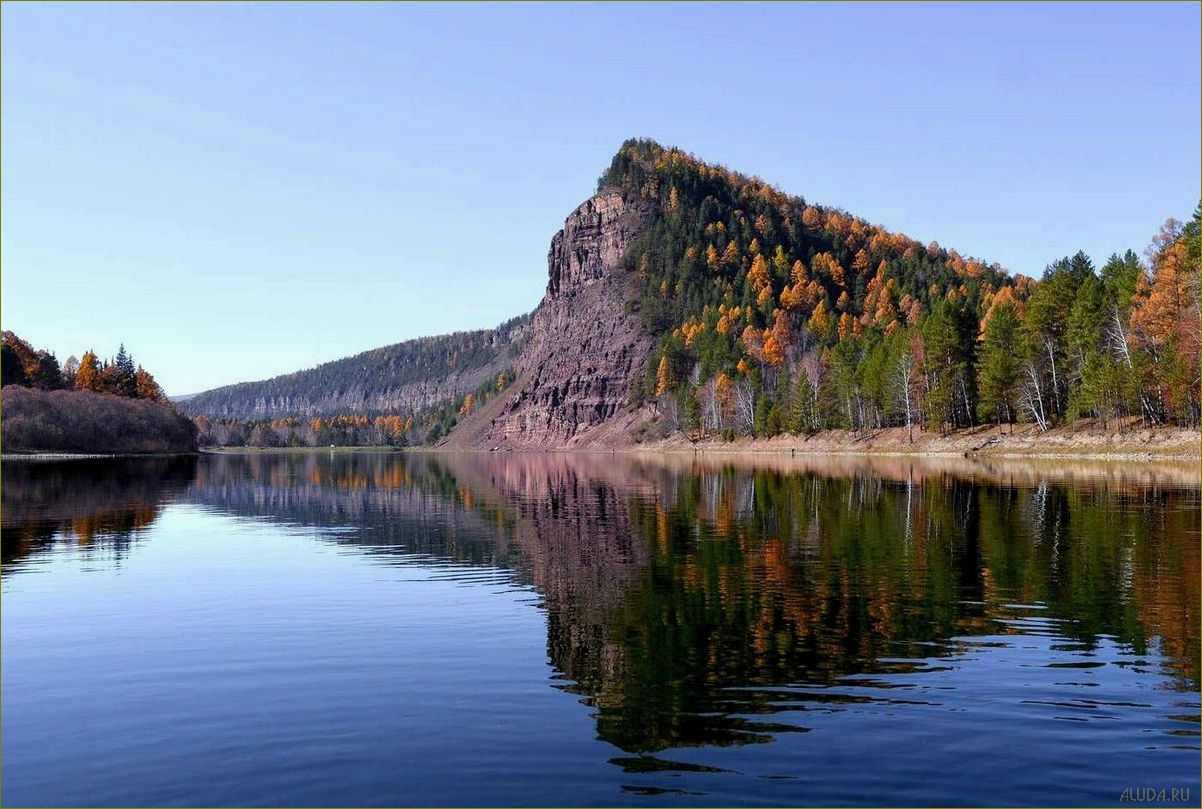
(456, 188), (655, 448)
(185, 185), (658, 446)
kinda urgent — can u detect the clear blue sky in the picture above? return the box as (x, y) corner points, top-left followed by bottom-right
(3, 2), (1198, 395)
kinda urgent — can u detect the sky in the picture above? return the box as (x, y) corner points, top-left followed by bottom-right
(2, 2), (1199, 395)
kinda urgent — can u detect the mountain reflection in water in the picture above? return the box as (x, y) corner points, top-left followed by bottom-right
(2, 450), (1198, 806)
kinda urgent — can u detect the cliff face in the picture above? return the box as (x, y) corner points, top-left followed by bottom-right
(184, 139), (1038, 449)
(183, 185), (657, 446)
(462, 188), (654, 448)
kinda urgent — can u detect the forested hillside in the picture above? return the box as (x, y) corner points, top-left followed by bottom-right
(605, 139), (1199, 438)
(183, 314), (530, 432)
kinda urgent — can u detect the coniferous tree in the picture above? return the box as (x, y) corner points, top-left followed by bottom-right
(922, 301), (974, 432)
(29, 351), (65, 390)
(76, 350), (102, 392)
(112, 344), (137, 397)
(978, 300), (1021, 427)
(1, 343), (27, 387)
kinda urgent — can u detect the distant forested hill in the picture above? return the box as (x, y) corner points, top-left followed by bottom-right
(182, 314), (531, 421)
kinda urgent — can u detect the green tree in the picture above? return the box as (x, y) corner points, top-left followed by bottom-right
(1, 343), (27, 386)
(113, 344), (137, 397)
(1022, 252), (1093, 421)
(753, 394), (772, 437)
(977, 300), (1021, 426)
(826, 339), (862, 430)
(678, 384), (701, 438)
(922, 301), (975, 431)
(1069, 349), (1124, 427)
(1098, 250), (1150, 421)
(28, 351), (65, 390)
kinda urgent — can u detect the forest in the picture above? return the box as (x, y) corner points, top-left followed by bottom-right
(183, 315), (530, 418)
(193, 368), (516, 448)
(606, 140), (1200, 439)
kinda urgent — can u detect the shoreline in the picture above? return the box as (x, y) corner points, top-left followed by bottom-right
(9, 424), (1199, 464)
(630, 422), (1200, 463)
(635, 446), (1198, 463)
(1, 451), (199, 461)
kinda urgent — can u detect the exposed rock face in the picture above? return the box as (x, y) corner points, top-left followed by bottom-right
(185, 184), (658, 447)
(471, 188), (655, 448)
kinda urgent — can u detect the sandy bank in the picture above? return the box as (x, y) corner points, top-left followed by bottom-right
(639, 422), (1200, 462)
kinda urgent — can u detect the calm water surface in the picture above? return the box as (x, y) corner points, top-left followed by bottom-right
(2, 451), (1198, 807)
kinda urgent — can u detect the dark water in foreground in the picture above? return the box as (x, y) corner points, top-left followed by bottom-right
(1, 451), (1198, 807)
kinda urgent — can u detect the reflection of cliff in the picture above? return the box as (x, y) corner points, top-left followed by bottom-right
(189, 452), (523, 567)
(1, 457), (197, 573)
(183, 452), (1200, 754)
(189, 452), (657, 637)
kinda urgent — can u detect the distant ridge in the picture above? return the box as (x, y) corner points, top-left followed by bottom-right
(182, 314), (530, 419)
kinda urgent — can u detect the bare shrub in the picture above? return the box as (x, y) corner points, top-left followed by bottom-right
(2, 386), (198, 454)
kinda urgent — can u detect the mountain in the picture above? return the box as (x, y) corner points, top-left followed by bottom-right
(451, 139), (1016, 447)
(185, 140), (1021, 444)
(186, 139), (1199, 447)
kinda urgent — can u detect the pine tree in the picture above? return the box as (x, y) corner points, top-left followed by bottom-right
(977, 300), (1020, 426)
(922, 301), (971, 432)
(1, 343), (27, 386)
(110, 344), (137, 397)
(29, 351), (64, 390)
(678, 384), (700, 438)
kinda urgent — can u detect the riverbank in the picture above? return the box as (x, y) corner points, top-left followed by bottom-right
(200, 446), (402, 454)
(642, 421), (1201, 461)
(167, 423), (1201, 463)
(2, 452), (197, 461)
